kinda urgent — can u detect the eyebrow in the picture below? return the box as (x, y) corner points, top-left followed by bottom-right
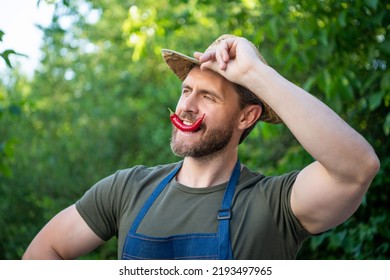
(181, 83), (223, 101)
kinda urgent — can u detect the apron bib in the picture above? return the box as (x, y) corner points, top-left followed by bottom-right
(121, 160), (240, 260)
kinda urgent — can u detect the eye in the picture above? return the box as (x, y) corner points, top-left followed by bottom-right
(203, 94), (215, 102)
(182, 88), (191, 96)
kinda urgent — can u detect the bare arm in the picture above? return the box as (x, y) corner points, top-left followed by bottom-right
(22, 204), (105, 259)
(197, 35), (380, 234)
(251, 67), (380, 233)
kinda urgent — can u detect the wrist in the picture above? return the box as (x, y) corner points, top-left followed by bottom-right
(241, 62), (277, 100)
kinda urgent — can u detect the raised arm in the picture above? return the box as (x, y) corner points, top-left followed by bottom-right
(249, 66), (379, 234)
(196, 35), (380, 234)
(22, 204), (104, 259)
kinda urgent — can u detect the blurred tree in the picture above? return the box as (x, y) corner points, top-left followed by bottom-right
(0, 29), (25, 178)
(0, 0), (388, 259)
(0, 28), (29, 258)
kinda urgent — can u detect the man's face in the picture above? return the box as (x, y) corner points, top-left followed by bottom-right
(170, 66), (241, 158)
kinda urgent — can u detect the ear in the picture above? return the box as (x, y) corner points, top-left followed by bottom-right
(237, 105), (262, 130)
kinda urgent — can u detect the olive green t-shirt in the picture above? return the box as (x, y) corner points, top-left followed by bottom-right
(75, 162), (311, 259)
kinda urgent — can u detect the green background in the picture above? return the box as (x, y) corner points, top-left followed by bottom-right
(1, 0), (389, 259)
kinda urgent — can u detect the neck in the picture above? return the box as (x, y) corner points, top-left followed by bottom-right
(177, 149), (239, 188)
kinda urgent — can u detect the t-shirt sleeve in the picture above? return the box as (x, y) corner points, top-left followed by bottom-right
(262, 171), (312, 244)
(75, 170), (127, 241)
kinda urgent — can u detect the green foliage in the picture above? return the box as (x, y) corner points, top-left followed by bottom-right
(0, 0), (388, 259)
(0, 30), (18, 178)
(0, 30), (28, 68)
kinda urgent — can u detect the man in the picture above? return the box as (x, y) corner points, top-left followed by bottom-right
(22, 34), (379, 260)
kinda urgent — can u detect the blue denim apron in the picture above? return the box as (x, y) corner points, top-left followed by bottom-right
(121, 160), (241, 260)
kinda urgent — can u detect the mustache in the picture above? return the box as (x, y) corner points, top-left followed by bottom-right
(179, 112), (202, 123)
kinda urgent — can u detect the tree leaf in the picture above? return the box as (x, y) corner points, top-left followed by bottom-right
(384, 112), (390, 136)
(364, 0), (379, 10)
(0, 49), (28, 68)
(303, 75), (317, 92)
(0, 49), (16, 68)
(368, 91), (384, 111)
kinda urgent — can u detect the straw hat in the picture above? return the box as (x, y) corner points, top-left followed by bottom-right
(161, 34), (282, 124)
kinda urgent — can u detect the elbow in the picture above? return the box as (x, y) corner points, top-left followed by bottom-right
(358, 149), (380, 189)
(366, 150), (380, 179)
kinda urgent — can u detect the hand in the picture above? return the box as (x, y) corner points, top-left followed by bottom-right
(193, 35), (267, 85)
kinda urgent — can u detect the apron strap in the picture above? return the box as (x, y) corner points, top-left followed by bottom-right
(218, 160), (241, 260)
(129, 162), (183, 234)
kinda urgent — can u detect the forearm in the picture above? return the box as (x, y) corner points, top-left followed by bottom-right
(244, 64), (379, 184)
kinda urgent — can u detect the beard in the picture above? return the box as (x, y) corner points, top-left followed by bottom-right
(170, 114), (237, 158)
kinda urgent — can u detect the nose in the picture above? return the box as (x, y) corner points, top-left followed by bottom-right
(178, 92), (199, 114)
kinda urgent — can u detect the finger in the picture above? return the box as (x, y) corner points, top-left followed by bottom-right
(215, 50), (227, 70)
(197, 50), (216, 63)
(199, 60), (217, 72)
(219, 40), (231, 63)
(193, 51), (203, 60)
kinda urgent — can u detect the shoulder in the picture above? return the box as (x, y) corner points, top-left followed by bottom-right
(77, 161), (182, 211)
(103, 162), (181, 184)
(238, 164), (300, 192)
(75, 161), (182, 240)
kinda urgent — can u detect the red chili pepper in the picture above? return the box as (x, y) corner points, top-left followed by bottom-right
(168, 108), (205, 132)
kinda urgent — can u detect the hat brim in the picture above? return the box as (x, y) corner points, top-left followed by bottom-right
(162, 49), (200, 81)
(161, 48), (282, 124)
